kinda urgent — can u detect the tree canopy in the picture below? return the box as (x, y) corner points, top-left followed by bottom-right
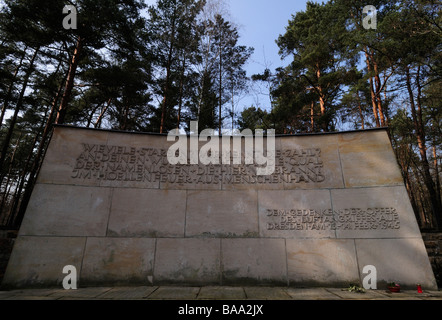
(0, 0), (441, 232)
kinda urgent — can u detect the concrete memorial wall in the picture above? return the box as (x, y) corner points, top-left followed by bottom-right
(2, 125), (437, 289)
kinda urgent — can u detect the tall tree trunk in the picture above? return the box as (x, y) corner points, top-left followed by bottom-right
(310, 101), (315, 132)
(197, 43), (212, 122)
(0, 182), (13, 225)
(219, 44), (223, 133)
(177, 55), (186, 130)
(86, 102), (104, 127)
(0, 48), (27, 130)
(160, 18), (176, 134)
(0, 47), (39, 172)
(356, 92), (365, 130)
(415, 180), (430, 227)
(13, 68), (65, 228)
(397, 142), (421, 227)
(231, 81), (235, 132)
(364, 47), (380, 127)
(160, 58), (171, 134)
(0, 133), (21, 219)
(383, 71), (390, 126)
(405, 169), (422, 227)
(432, 116), (442, 204)
(315, 66), (328, 132)
(315, 68), (325, 115)
(7, 106), (47, 227)
(95, 98), (112, 128)
(433, 143), (441, 207)
(56, 36), (83, 124)
(405, 66), (442, 230)
(373, 60), (386, 127)
(122, 96), (129, 131)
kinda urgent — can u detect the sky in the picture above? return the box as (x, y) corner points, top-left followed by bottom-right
(144, 0), (313, 114)
(227, 0), (307, 77)
(226, 0), (311, 113)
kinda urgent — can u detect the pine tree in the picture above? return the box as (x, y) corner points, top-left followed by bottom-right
(276, 1), (351, 132)
(147, 0), (205, 133)
(386, 0), (442, 228)
(207, 14), (253, 133)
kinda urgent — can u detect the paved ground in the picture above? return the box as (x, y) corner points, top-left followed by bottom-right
(0, 286), (441, 300)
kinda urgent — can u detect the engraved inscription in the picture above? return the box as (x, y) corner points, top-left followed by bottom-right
(266, 208), (401, 231)
(70, 143), (326, 185)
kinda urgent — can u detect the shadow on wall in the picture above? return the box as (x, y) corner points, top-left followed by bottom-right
(0, 230), (16, 285)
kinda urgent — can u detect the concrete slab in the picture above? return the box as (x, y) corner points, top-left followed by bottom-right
(186, 190), (258, 238)
(355, 238), (438, 290)
(419, 292), (442, 300)
(154, 239), (221, 285)
(81, 237), (156, 286)
(101, 130), (175, 189)
(4, 295), (59, 300)
(48, 287), (113, 299)
(279, 134), (344, 189)
(243, 287), (291, 300)
(338, 130), (404, 188)
(2, 236), (86, 289)
(37, 126), (108, 187)
(0, 288), (65, 300)
(331, 186), (422, 239)
(258, 189), (334, 239)
(325, 288), (390, 300)
(379, 291), (425, 300)
(0, 291), (18, 299)
(285, 288), (340, 300)
(286, 239), (360, 286)
(19, 184), (112, 237)
(147, 287), (200, 300)
(97, 286), (158, 299)
(222, 238), (287, 286)
(108, 188), (186, 238)
(197, 286), (246, 300)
